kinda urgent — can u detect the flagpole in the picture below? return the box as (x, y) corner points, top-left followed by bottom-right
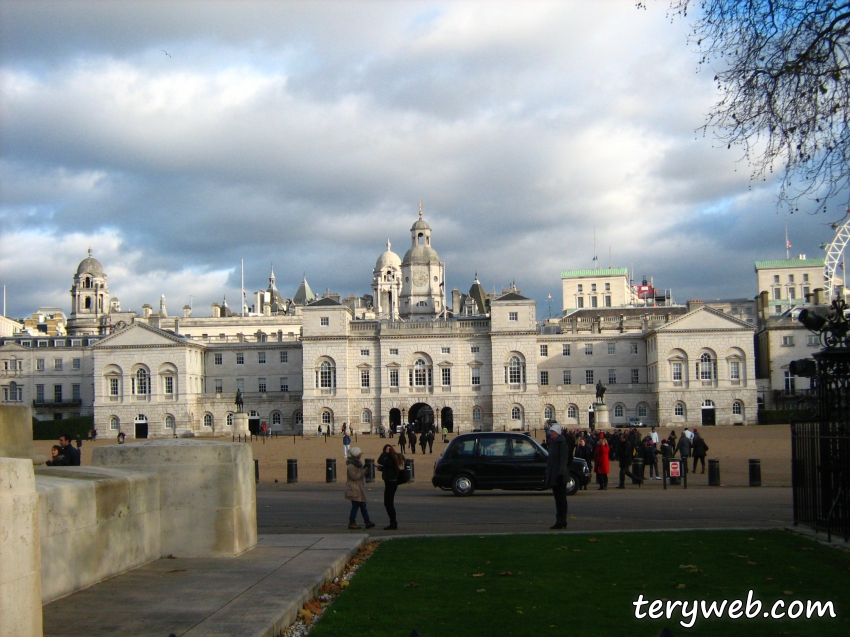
(785, 217), (790, 260)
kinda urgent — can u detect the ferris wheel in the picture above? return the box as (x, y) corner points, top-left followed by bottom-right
(821, 210), (850, 301)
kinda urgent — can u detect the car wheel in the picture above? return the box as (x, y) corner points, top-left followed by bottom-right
(565, 473), (579, 497)
(451, 474), (475, 496)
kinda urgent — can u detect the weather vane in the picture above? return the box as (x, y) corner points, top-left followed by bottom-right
(419, 202), (423, 218)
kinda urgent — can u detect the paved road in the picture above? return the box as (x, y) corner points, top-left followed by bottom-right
(258, 482), (793, 537)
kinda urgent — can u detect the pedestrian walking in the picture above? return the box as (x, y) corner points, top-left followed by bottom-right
(545, 425), (570, 529)
(398, 432), (407, 453)
(644, 438), (660, 480)
(442, 426), (448, 442)
(426, 428), (435, 454)
(377, 444), (404, 530)
(615, 433), (642, 488)
(593, 437), (610, 490)
(343, 432), (351, 458)
(419, 430), (428, 454)
(344, 447), (375, 530)
(408, 429), (417, 454)
(691, 430), (708, 474)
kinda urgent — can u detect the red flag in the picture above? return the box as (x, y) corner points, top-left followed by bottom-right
(786, 239), (792, 249)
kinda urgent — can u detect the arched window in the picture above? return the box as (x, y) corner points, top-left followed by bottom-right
(567, 405), (578, 420)
(507, 356), (525, 384)
(702, 399), (715, 408)
(272, 412), (282, 426)
(472, 407), (482, 422)
(414, 359), (428, 386)
(544, 406), (555, 421)
(226, 413), (234, 427)
(134, 368), (149, 395)
(511, 406), (522, 420)
(732, 401), (743, 415)
(636, 403), (649, 418)
(110, 416), (120, 431)
(203, 414), (213, 427)
(321, 411), (331, 425)
(165, 415), (175, 429)
(317, 361), (335, 388)
(85, 297), (92, 309)
(698, 353), (716, 381)
(361, 409), (372, 424)
(674, 402), (685, 417)
(614, 404), (625, 418)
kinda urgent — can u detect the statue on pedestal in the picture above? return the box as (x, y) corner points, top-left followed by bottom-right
(235, 389), (244, 413)
(595, 380), (607, 404)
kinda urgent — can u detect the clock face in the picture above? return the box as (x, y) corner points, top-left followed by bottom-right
(413, 272), (428, 287)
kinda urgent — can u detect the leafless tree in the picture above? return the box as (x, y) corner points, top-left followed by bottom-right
(641, 1), (850, 212)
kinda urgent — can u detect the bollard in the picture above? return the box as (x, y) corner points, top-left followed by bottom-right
(708, 458), (720, 486)
(404, 458), (415, 482)
(631, 458), (644, 485)
(365, 458), (375, 483)
(326, 458), (337, 483)
(254, 459), (260, 484)
(749, 458), (762, 487)
(669, 459), (682, 486)
(287, 458), (298, 484)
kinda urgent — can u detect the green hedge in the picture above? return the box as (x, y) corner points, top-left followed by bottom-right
(32, 415), (95, 441)
(756, 410), (796, 425)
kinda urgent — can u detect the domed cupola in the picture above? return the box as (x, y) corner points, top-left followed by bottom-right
(68, 248), (110, 336)
(372, 240), (402, 319)
(399, 204), (446, 319)
(375, 240), (402, 271)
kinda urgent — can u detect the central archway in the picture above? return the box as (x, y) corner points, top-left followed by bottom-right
(408, 403), (434, 433)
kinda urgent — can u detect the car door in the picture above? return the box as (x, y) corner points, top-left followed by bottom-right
(511, 436), (547, 488)
(474, 436), (512, 487)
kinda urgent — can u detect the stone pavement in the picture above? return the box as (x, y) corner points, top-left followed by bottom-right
(42, 534), (367, 637)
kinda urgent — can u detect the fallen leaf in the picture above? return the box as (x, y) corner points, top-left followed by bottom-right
(765, 578), (773, 582)
(747, 561), (757, 565)
(477, 589), (486, 593)
(573, 549), (581, 552)
(783, 591), (793, 595)
(570, 515), (577, 519)
(499, 571), (513, 576)
(516, 610), (523, 614)
(340, 581), (350, 589)
(588, 538), (599, 543)
(473, 573), (485, 577)
(485, 561), (491, 564)
(676, 584), (686, 589)
(404, 582), (420, 588)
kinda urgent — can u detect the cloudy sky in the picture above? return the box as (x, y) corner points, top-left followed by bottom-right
(0, 0), (838, 320)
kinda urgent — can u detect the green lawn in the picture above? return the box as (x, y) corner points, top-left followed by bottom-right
(309, 530), (849, 637)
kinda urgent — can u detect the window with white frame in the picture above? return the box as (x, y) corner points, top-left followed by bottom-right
(614, 404), (624, 418)
(672, 362), (682, 382)
(236, 353), (244, 365)
(471, 346), (479, 353)
(318, 361), (335, 388)
(563, 370), (571, 385)
(540, 371), (549, 386)
(280, 377), (289, 392)
(781, 335), (794, 346)
(807, 334), (819, 346)
(630, 342), (639, 355)
(471, 367), (480, 386)
(562, 344), (570, 356)
(577, 284), (583, 293)
(698, 353), (715, 380)
(203, 414), (213, 427)
(607, 342), (615, 355)
(361, 410), (371, 424)
(608, 369), (617, 384)
(544, 406), (555, 420)
(441, 347), (451, 354)
(36, 359), (45, 371)
(214, 353), (222, 365)
(164, 376), (174, 395)
(226, 413), (234, 427)
(389, 369), (399, 387)
(165, 415), (175, 429)
(36, 385), (44, 402)
(272, 412), (282, 426)
(389, 348), (399, 355)
(258, 352), (266, 364)
(236, 378), (245, 392)
(674, 402), (685, 417)
(631, 368), (639, 384)
(294, 412), (303, 425)
(509, 312), (518, 321)
(413, 359), (429, 386)
(361, 349), (370, 356)
(320, 317), (329, 326)
(472, 407), (482, 422)
(321, 411), (331, 425)
(636, 403), (648, 418)
(585, 369), (594, 384)
(729, 361), (740, 380)
(73, 358), (81, 370)
(441, 367), (451, 386)
(215, 379), (223, 394)
(732, 401), (743, 415)
(540, 345), (548, 357)
(110, 416), (120, 431)
(258, 378), (267, 393)
(134, 369), (149, 395)
(360, 369), (370, 388)
(280, 351), (289, 363)
(585, 343), (593, 356)
(784, 371), (795, 394)
(508, 356), (523, 384)
(567, 405), (578, 419)
(511, 406), (522, 420)
(109, 377), (119, 396)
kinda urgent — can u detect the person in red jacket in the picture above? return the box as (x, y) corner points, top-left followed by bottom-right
(594, 437), (610, 490)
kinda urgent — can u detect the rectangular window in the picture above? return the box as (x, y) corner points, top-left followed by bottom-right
(608, 369), (617, 384)
(360, 370), (370, 388)
(109, 378), (119, 396)
(590, 296), (598, 308)
(803, 286), (810, 297)
(803, 273), (809, 282)
(36, 359), (45, 371)
(577, 284), (583, 293)
(470, 346), (479, 353)
(36, 385), (45, 402)
(164, 377), (174, 394)
(540, 370), (549, 386)
(585, 370), (594, 385)
(72, 384), (81, 401)
(509, 312), (518, 322)
(280, 351), (289, 363)
(607, 342), (615, 355)
(236, 353), (244, 365)
(730, 361), (740, 380)
(585, 343), (593, 356)
(72, 358), (81, 370)
(591, 283), (597, 292)
(605, 282), (610, 292)
(71, 339), (82, 347)
(360, 349), (370, 356)
(214, 353), (222, 365)
(54, 385), (62, 403)
(215, 379), (223, 394)
(782, 336), (794, 346)
(672, 363), (682, 381)
(471, 368), (480, 386)
(389, 369), (399, 387)
(280, 377), (289, 392)
(631, 368), (640, 384)
(540, 345), (548, 357)
(441, 368), (451, 386)
(789, 288), (796, 300)
(54, 358), (62, 370)
(236, 378), (244, 392)
(773, 275), (780, 283)
(320, 317), (329, 326)
(784, 371), (796, 394)
(562, 344), (570, 356)
(258, 378), (267, 393)
(788, 274), (794, 283)
(807, 334), (819, 346)
(389, 348), (399, 355)
(577, 297), (584, 308)
(605, 296), (611, 307)
(441, 347), (450, 354)
(258, 352), (266, 364)
(773, 289), (781, 300)
(630, 342), (639, 355)
(563, 370), (571, 385)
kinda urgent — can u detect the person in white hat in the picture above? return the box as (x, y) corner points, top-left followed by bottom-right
(344, 447), (375, 530)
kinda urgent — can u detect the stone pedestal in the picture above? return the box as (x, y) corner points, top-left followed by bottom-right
(594, 403), (611, 429)
(0, 405), (47, 465)
(233, 412), (250, 435)
(0, 458), (43, 637)
(92, 439), (257, 558)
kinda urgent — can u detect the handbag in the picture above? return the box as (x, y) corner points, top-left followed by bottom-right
(397, 465), (410, 485)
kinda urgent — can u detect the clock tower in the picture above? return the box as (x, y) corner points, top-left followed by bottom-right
(399, 206), (446, 319)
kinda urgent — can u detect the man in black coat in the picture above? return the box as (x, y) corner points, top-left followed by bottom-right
(615, 433), (642, 488)
(59, 434), (81, 466)
(545, 425), (570, 529)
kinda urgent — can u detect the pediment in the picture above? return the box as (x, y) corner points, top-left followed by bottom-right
(467, 359), (483, 367)
(653, 307), (755, 333)
(0, 342), (29, 352)
(93, 322), (195, 348)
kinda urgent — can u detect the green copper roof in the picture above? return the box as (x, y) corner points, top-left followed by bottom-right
(560, 268), (628, 278)
(754, 258), (824, 269)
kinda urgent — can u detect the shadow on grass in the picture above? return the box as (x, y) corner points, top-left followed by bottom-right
(308, 529), (848, 637)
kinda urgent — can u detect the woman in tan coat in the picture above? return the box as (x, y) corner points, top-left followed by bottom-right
(345, 447), (375, 530)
